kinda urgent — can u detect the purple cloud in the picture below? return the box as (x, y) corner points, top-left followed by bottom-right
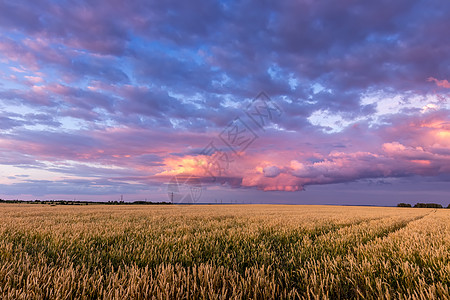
(0, 0), (449, 204)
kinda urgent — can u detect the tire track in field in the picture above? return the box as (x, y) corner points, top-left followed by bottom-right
(300, 216), (388, 243)
(365, 214), (427, 241)
(258, 216), (392, 269)
(341, 213), (430, 256)
(286, 213), (431, 294)
(354, 211), (433, 247)
(300, 213), (429, 260)
(258, 216), (387, 257)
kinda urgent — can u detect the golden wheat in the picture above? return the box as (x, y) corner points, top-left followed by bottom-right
(0, 204), (448, 299)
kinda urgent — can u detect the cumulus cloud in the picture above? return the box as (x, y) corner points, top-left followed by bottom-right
(152, 111), (450, 192)
(263, 166), (282, 178)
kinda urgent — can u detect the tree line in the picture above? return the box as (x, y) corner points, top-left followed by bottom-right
(397, 202), (449, 208)
(0, 199), (172, 205)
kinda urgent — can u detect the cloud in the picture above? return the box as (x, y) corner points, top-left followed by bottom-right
(151, 110), (450, 192)
(263, 166), (281, 178)
(0, 0), (449, 199)
(428, 77), (450, 89)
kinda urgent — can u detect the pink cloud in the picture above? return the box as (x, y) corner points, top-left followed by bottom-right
(0, 38), (39, 70)
(427, 77), (450, 88)
(151, 112), (450, 192)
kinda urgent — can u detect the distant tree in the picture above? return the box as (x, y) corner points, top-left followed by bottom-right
(447, 204), (450, 209)
(132, 201), (148, 205)
(397, 203), (411, 207)
(414, 203), (442, 208)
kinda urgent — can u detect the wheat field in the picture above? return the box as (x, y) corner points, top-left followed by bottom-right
(0, 204), (448, 299)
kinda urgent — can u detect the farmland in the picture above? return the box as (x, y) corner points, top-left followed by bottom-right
(0, 204), (448, 299)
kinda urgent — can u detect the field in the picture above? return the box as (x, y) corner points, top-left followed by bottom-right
(0, 204), (449, 299)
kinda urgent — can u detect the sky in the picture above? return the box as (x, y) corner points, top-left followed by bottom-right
(0, 0), (449, 205)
